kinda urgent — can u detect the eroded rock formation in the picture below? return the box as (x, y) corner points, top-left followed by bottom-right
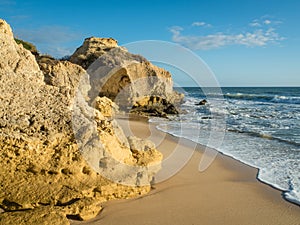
(0, 19), (162, 225)
(131, 96), (179, 117)
(70, 38), (184, 115)
(69, 37), (118, 69)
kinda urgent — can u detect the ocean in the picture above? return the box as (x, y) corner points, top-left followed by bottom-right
(150, 87), (300, 205)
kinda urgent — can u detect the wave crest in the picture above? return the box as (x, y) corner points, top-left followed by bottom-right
(224, 93), (300, 104)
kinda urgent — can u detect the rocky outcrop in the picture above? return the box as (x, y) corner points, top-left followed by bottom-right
(69, 37), (118, 69)
(70, 38), (184, 116)
(0, 20), (42, 81)
(37, 55), (90, 103)
(93, 96), (118, 118)
(14, 38), (38, 56)
(195, 99), (208, 106)
(0, 19), (162, 224)
(128, 136), (162, 167)
(131, 96), (179, 117)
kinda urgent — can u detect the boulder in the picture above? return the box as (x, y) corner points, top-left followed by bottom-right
(127, 136), (162, 166)
(131, 96), (179, 117)
(127, 136), (156, 152)
(93, 96), (118, 118)
(196, 99), (208, 106)
(0, 19), (162, 224)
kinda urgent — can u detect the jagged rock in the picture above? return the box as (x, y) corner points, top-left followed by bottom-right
(128, 136), (162, 166)
(128, 136), (156, 152)
(37, 55), (90, 102)
(14, 38), (38, 56)
(0, 206), (69, 225)
(0, 20), (43, 82)
(130, 96), (179, 117)
(69, 38), (184, 116)
(93, 96), (118, 118)
(69, 37), (118, 69)
(60, 197), (102, 221)
(0, 19), (162, 224)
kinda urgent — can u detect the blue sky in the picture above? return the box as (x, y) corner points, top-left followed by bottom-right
(1, 0), (300, 86)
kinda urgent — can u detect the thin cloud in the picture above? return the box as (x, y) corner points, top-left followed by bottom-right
(264, 19), (271, 25)
(15, 26), (81, 44)
(169, 26), (183, 35)
(0, 0), (16, 13)
(39, 46), (75, 58)
(192, 21), (212, 28)
(15, 26), (84, 57)
(0, 0), (16, 6)
(10, 15), (30, 20)
(170, 19), (284, 50)
(250, 17), (282, 27)
(249, 20), (261, 27)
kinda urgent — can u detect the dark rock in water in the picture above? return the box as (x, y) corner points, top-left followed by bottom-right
(196, 99), (207, 106)
(201, 116), (212, 120)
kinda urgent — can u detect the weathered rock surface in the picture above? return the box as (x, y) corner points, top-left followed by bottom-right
(128, 136), (162, 167)
(0, 19), (162, 224)
(130, 95), (179, 117)
(93, 96), (118, 118)
(14, 38), (38, 56)
(70, 38), (184, 116)
(69, 37), (118, 69)
(0, 20), (42, 82)
(0, 206), (70, 225)
(37, 55), (89, 101)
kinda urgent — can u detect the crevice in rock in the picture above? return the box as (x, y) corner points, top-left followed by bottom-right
(38, 202), (51, 206)
(1, 199), (23, 210)
(66, 214), (82, 221)
(55, 198), (81, 207)
(0, 199), (32, 212)
(1, 208), (32, 212)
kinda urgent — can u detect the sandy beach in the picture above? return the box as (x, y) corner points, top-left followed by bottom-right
(1, 1), (300, 223)
(71, 115), (300, 225)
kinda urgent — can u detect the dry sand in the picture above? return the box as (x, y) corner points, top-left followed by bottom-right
(71, 115), (300, 225)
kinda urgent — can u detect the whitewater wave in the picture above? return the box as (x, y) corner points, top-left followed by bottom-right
(223, 93), (300, 104)
(227, 128), (300, 147)
(156, 87), (300, 206)
(284, 179), (300, 205)
(271, 95), (300, 104)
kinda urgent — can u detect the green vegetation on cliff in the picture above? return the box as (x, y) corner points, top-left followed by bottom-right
(14, 38), (38, 55)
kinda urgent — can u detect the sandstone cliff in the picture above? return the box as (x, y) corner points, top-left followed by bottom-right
(70, 37), (184, 116)
(0, 19), (162, 225)
(69, 37), (118, 70)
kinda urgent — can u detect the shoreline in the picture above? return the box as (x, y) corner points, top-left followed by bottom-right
(153, 117), (300, 208)
(150, 117), (300, 208)
(70, 114), (300, 225)
(137, 114), (300, 207)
